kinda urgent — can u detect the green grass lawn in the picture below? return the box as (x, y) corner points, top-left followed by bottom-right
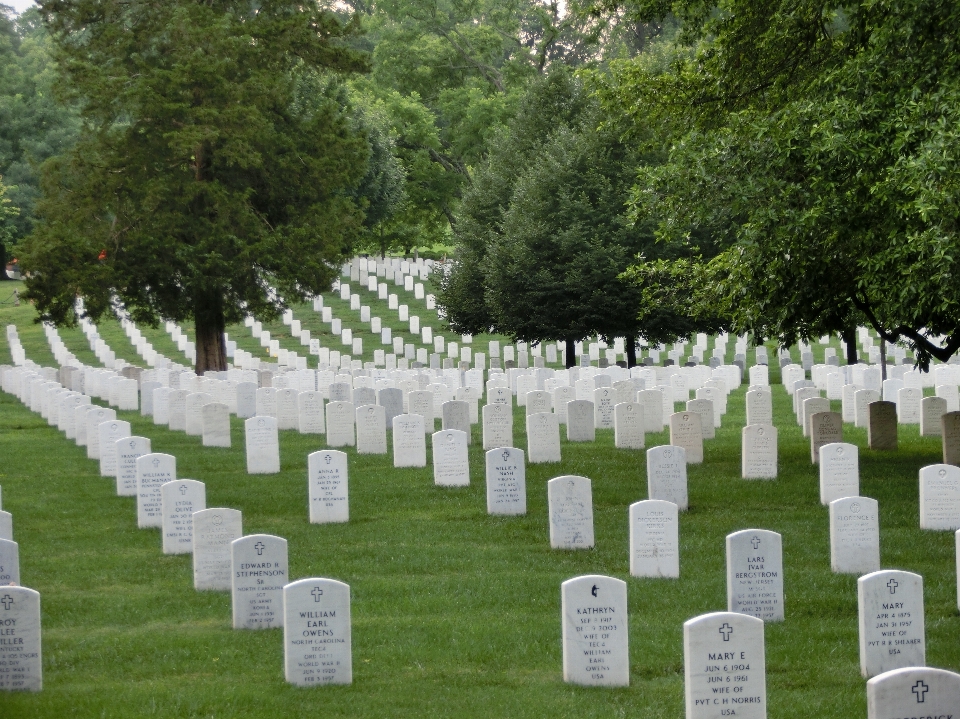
(0, 281), (957, 717)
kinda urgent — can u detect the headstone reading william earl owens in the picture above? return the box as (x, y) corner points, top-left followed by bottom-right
(283, 578), (352, 686)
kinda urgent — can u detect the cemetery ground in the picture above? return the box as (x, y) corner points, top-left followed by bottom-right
(1, 289), (959, 716)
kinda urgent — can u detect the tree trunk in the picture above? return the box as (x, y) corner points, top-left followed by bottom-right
(626, 335), (637, 368)
(0, 242), (11, 280)
(841, 325), (858, 365)
(565, 338), (577, 368)
(880, 337), (887, 381)
(194, 291), (227, 374)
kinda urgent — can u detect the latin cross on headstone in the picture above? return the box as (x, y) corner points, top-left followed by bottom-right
(0, 594), (12, 610)
(751, 536), (761, 550)
(179, 485), (188, 495)
(887, 578), (899, 594)
(312, 587), (324, 602)
(719, 623), (734, 641)
(152, 458), (161, 468)
(255, 541), (265, 556)
(501, 450), (511, 462)
(324, 454), (332, 464)
(912, 680), (929, 703)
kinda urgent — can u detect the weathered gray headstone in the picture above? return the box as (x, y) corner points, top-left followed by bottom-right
(684, 612), (765, 719)
(236, 381), (257, 419)
(308, 450), (349, 524)
(377, 387), (404, 429)
(629, 499), (679, 578)
(547, 475), (593, 549)
(560, 574), (628, 687)
(866, 666), (960, 719)
(636, 389), (664, 432)
(727, 529), (784, 622)
(868, 401), (898, 451)
(244, 416), (280, 474)
(829, 496), (880, 575)
(670, 412), (704, 464)
(432, 429), (469, 486)
(919, 463), (960, 530)
(231, 534), (288, 629)
(85, 406), (117, 459)
(527, 412), (561, 463)
(646, 445), (688, 510)
(276, 388), (300, 430)
(810, 411), (842, 464)
(283, 578), (352, 686)
(184, 392), (214, 435)
(161, 479), (206, 555)
(193, 507), (243, 591)
(136, 453), (175, 529)
(819, 442), (859, 505)
(392, 414), (426, 467)
(0, 586), (41, 691)
(858, 570), (924, 678)
(441, 400), (471, 442)
(485, 447), (525, 515)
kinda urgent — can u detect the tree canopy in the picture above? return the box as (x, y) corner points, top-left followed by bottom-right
(21, 0), (372, 372)
(603, 0), (960, 367)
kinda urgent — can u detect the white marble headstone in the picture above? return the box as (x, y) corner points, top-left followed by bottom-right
(85, 406), (117, 459)
(684, 612), (765, 719)
(614, 402), (645, 449)
(670, 412), (703, 464)
(115, 436), (151, 497)
(636, 389), (664, 432)
(548, 476), (594, 549)
(308, 450), (349, 524)
(297, 391), (325, 434)
(829, 496), (880, 575)
(202, 402), (231, 447)
(560, 574), (628, 687)
(393, 414), (426, 467)
(646, 445), (688, 510)
(485, 447), (525, 515)
(726, 529), (784, 622)
(819, 442), (859, 504)
(0, 586), (41, 691)
(283, 578), (352, 686)
(244, 416), (280, 474)
(0, 538), (19, 586)
(566, 400), (596, 442)
(866, 666), (960, 719)
(231, 534), (288, 629)
(741, 425), (777, 479)
(355, 404), (387, 455)
(193, 507), (243, 591)
(161, 479), (206, 554)
(98, 419), (131, 477)
(432, 430), (469, 486)
(919, 464), (960, 530)
(629, 499), (679, 578)
(745, 388), (773, 427)
(858, 570), (925, 678)
(481, 403), (513, 450)
(136, 453), (176, 528)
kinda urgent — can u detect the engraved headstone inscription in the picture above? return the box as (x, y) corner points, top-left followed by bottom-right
(560, 574), (629, 687)
(161, 479), (206, 555)
(858, 570), (924, 678)
(0, 586), (41, 691)
(646, 445), (688, 510)
(629, 499), (679, 578)
(819, 442), (859, 505)
(485, 447), (526, 515)
(283, 578), (352, 686)
(866, 667), (960, 719)
(193, 508), (243, 591)
(726, 529), (784, 622)
(308, 450), (349, 524)
(231, 534), (288, 629)
(548, 476), (594, 549)
(830, 496), (881, 575)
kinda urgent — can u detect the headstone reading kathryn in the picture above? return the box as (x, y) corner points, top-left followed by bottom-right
(202, 402), (231, 447)
(829, 496), (880, 575)
(919, 463), (960, 530)
(244, 416), (280, 474)
(481, 403), (513, 450)
(560, 574), (629, 687)
(527, 412), (561, 463)
(355, 404), (387, 455)
(670, 412), (704, 464)
(0, 586), (42, 691)
(726, 529), (784, 622)
(161, 479), (206, 555)
(485, 447), (526, 515)
(866, 666), (960, 719)
(684, 612), (766, 719)
(566, 400), (596, 442)
(858, 570), (925, 678)
(308, 450), (349, 524)
(432, 430), (469, 486)
(614, 402), (645, 450)
(392, 414), (427, 467)
(547, 476), (594, 549)
(136, 453), (176, 529)
(283, 578), (352, 686)
(646, 445), (688, 510)
(193, 507), (243, 591)
(629, 500), (679, 578)
(741, 425), (777, 479)
(231, 534), (288, 629)
(868, 401), (898, 451)
(819, 442), (859, 505)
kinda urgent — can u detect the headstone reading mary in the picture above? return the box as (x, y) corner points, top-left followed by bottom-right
(858, 570), (925, 678)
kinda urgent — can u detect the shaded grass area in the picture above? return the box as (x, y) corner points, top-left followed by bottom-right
(1, 364), (959, 717)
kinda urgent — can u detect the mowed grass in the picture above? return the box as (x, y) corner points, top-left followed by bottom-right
(0, 284), (958, 717)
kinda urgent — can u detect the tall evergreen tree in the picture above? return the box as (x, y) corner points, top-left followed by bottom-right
(21, 0), (371, 372)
